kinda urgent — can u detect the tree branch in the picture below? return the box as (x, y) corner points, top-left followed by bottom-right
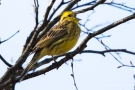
(0, 30), (19, 44)
(71, 60), (78, 90)
(22, 0), (39, 53)
(43, 0), (56, 29)
(75, 0), (106, 14)
(0, 55), (12, 67)
(30, 49), (135, 70)
(48, 0), (70, 22)
(105, 1), (135, 13)
(71, 0), (96, 10)
(0, 2), (41, 83)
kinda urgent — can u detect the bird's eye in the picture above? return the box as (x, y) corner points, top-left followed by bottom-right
(68, 14), (72, 17)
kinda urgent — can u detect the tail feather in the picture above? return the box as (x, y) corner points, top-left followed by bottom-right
(20, 52), (42, 82)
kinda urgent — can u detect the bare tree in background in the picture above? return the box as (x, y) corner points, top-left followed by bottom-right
(0, 0), (135, 90)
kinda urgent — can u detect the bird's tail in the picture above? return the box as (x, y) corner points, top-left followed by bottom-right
(19, 52), (42, 82)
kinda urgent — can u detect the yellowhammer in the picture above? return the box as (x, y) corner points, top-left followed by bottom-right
(20, 10), (81, 81)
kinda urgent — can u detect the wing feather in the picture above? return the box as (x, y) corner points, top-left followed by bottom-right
(32, 20), (70, 53)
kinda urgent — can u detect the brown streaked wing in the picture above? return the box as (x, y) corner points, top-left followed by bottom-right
(32, 20), (70, 53)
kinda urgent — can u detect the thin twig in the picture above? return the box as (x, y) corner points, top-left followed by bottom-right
(27, 0), (56, 48)
(117, 60), (135, 68)
(22, 0), (39, 52)
(0, 54), (12, 67)
(105, 2), (135, 13)
(34, 0), (39, 28)
(0, 30), (19, 44)
(43, 0), (56, 27)
(72, 0), (96, 10)
(100, 40), (123, 65)
(48, 0), (66, 21)
(75, 0), (106, 14)
(71, 60), (78, 90)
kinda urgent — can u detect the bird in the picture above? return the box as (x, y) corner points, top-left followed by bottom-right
(20, 10), (81, 81)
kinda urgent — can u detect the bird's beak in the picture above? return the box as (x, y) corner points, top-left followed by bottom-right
(74, 13), (81, 20)
(76, 17), (81, 21)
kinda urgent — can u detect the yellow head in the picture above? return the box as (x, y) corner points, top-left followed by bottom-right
(60, 10), (79, 24)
